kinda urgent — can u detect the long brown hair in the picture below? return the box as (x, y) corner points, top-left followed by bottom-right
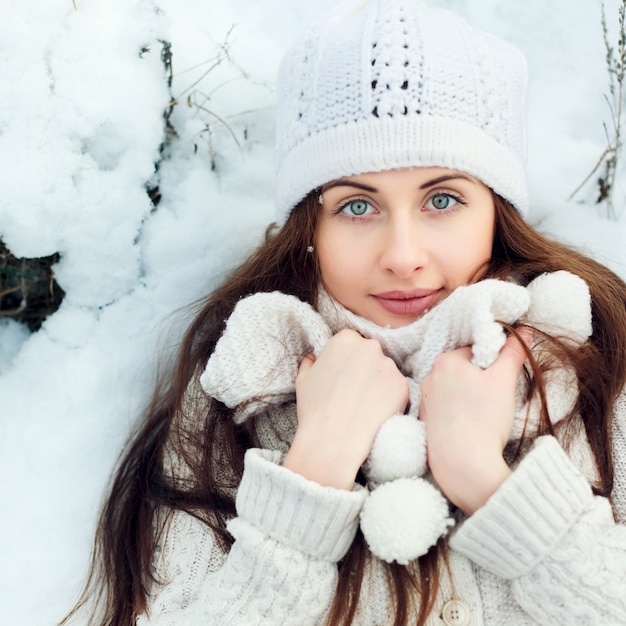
(63, 192), (626, 626)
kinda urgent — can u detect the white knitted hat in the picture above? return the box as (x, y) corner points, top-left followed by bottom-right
(274, 0), (528, 225)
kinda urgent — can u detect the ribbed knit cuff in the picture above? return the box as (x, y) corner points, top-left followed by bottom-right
(449, 436), (593, 579)
(236, 449), (367, 562)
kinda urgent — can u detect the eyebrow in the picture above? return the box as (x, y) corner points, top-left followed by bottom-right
(321, 180), (377, 193)
(419, 174), (475, 189)
(321, 173), (476, 193)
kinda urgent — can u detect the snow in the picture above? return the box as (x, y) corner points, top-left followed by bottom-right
(1, 1), (625, 623)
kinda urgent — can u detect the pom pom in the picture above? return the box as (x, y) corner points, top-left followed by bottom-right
(524, 271), (592, 340)
(365, 415), (427, 485)
(360, 478), (454, 564)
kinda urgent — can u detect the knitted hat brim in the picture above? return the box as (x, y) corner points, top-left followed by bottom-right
(275, 114), (528, 226)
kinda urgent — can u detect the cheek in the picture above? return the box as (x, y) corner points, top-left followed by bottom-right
(316, 231), (348, 287)
(441, 228), (493, 282)
(316, 228), (369, 296)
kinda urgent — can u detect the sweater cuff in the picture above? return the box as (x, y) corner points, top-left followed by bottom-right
(236, 448), (367, 562)
(449, 436), (593, 579)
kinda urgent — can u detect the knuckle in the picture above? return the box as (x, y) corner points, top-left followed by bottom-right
(430, 352), (462, 377)
(334, 328), (366, 350)
(331, 328), (352, 344)
(431, 352), (451, 371)
(361, 335), (383, 354)
(379, 352), (398, 371)
(336, 328), (358, 339)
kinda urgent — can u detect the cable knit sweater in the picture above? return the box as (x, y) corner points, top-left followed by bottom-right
(138, 279), (626, 626)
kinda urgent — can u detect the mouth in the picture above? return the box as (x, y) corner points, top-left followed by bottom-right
(372, 288), (443, 317)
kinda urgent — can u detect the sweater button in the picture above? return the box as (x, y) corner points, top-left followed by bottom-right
(441, 599), (471, 625)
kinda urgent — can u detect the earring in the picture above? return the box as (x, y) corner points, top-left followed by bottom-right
(307, 245), (315, 253)
(318, 193), (323, 205)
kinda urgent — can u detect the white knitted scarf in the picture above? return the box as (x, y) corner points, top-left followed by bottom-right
(201, 271), (592, 564)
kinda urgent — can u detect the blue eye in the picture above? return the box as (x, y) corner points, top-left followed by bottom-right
(341, 199), (373, 216)
(426, 193), (459, 211)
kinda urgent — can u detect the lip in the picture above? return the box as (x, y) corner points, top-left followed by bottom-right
(372, 288), (442, 317)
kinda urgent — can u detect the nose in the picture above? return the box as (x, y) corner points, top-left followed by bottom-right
(379, 212), (428, 278)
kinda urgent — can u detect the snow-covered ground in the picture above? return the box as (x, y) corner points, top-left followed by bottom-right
(1, 1), (625, 623)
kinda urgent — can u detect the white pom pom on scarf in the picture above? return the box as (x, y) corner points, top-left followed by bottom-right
(360, 478), (454, 565)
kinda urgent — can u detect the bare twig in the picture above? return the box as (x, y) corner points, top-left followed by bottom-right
(571, 0), (626, 219)
(0, 285), (23, 299)
(174, 27), (238, 101)
(568, 146), (613, 200)
(0, 301), (27, 317)
(193, 101), (241, 148)
(0, 242), (64, 330)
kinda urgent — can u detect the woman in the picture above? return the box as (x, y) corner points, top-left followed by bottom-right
(66, 1), (626, 624)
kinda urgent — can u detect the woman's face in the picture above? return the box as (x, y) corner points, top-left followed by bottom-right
(316, 167), (496, 328)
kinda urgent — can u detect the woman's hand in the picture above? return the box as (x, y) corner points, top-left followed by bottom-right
(283, 329), (409, 490)
(419, 332), (529, 515)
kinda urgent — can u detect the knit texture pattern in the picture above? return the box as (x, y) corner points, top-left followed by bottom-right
(200, 272), (592, 562)
(202, 272), (591, 421)
(140, 279), (626, 625)
(275, 0), (528, 223)
(450, 437), (626, 624)
(141, 431), (626, 625)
